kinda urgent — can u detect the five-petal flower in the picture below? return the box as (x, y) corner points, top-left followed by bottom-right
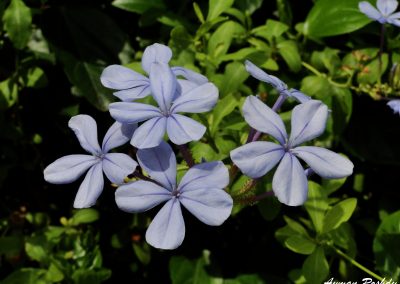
(115, 142), (233, 250)
(44, 115), (138, 208)
(230, 96), (354, 206)
(100, 43), (208, 102)
(359, 0), (400, 26)
(109, 62), (218, 149)
(245, 60), (311, 103)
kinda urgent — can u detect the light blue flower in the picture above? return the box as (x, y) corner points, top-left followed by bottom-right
(109, 62), (218, 149)
(245, 60), (311, 103)
(359, 0), (400, 26)
(100, 43), (208, 101)
(387, 99), (400, 114)
(230, 97), (353, 206)
(115, 142), (233, 250)
(44, 115), (138, 208)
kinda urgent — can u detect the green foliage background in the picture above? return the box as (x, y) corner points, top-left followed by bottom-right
(1, 0), (400, 283)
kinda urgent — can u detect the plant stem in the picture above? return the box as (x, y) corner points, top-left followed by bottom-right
(178, 144), (195, 167)
(378, 24), (385, 86)
(302, 61), (322, 76)
(332, 246), (384, 281)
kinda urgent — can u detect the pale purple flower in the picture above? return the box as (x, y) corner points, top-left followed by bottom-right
(245, 60), (311, 103)
(230, 97), (354, 206)
(109, 62), (218, 149)
(100, 43), (208, 101)
(44, 115), (138, 208)
(115, 142), (233, 250)
(387, 99), (400, 114)
(359, 0), (400, 26)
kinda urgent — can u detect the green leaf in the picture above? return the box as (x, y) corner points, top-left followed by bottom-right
(251, 20), (289, 42)
(217, 61), (249, 96)
(283, 216), (309, 237)
(2, 0), (32, 49)
(277, 40), (301, 72)
(61, 51), (115, 111)
(322, 198), (357, 233)
(302, 247), (329, 284)
(284, 235), (316, 255)
(0, 79), (18, 110)
(71, 269), (112, 284)
(373, 210), (400, 281)
(224, 274), (265, 284)
(357, 53), (389, 84)
(1, 269), (47, 284)
(0, 235), (24, 257)
(304, 0), (370, 37)
(193, 2), (205, 23)
(23, 67), (48, 88)
(133, 242), (151, 265)
(321, 177), (347, 196)
(25, 235), (48, 263)
(257, 195), (281, 221)
(112, 0), (165, 14)
(45, 263), (64, 283)
(207, 0), (234, 21)
(71, 208), (99, 225)
(331, 87), (353, 136)
(235, 0), (263, 15)
(209, 93), (239, 134)
(208, 21), (245, 62)
(300, 76), (331, 101)
(276, 0), (293, 26)
(169, 250), (222, 284)
(304, 182), (328, 234)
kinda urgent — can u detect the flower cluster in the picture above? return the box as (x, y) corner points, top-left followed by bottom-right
(44, 43), (354, 250)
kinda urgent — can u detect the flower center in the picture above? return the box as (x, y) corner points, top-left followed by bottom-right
(171, 189), (181, 198)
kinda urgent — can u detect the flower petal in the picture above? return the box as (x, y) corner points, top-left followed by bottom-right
(230, 141), (285, 179)
(177, 79), (199, 96)
(131, 117), (167, 149)
(68, 115), (101, 154)
(292, 146), (354, 179)
(180, 188), (233, 226)
(289, 89), (311, 103)
(73, 162), (104, 208)
(242, 96), (288, 144)
(109, 102), (162, 124)
(142, 43), (173, 74)
(150, 62), (177, 112)
(166, 114), (206, 145)
(289, 100), (328, 147)
(388, 11), (400, 19)
(137, 141), (177, 190)
(115, 180), (171, 212)
(387, 99), (400, 114)
(44, 155), (98, 184)
(145, 199), (185, 250)
(359, 1), (383, 21)
(170, 82), (218, 114)
(272, 153), (308, 206)
(102, 121), (137, 153)
(178, 161), (229, 192)
(113, 84), (151, 101)
(377, 0), (398, 15)
(171, 67), (208, 85)
(245, 60), (287, 92)
(100, 65), (149, 90)
(102, 153), (138, 184)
